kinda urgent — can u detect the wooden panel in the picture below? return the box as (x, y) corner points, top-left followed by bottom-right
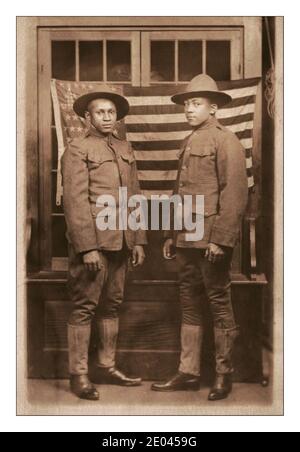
(43, 299), (181, 351)
(27, 280), (265, 382)
(118, 301), (181, 350)
(35, 17), (254, 28)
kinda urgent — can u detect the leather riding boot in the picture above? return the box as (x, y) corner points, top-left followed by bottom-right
(179, 323), (203, 377)
(97, 318), (119, 369)
(94, 318), (142, 386)
(208, 326), (239, 401)
(208, 374), (232, 401)
(68, 323), (99, 400)
(70, 374), (99, 401)
(151, 372), (200, 392)
(94, 367), (142, 387)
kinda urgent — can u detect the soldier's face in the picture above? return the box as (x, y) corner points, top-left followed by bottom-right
(85, 98), (118, 134)
(184, 97), (217, 127)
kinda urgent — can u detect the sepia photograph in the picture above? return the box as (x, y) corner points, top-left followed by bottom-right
(17, 15), (283, 416)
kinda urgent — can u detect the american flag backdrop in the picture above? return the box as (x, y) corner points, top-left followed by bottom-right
(51, 78), (260, 205)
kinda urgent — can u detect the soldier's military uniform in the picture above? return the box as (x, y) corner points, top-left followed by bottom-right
(61, 89), (147, 399)
(152, 75), (248, 400)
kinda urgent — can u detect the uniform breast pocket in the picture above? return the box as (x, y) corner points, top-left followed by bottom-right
(119, 152), (135, 184)
(87, 152), (113, 170)
(189, 145), (216, 182)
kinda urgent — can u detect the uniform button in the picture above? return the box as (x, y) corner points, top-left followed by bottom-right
(179, 182), (184, 187)
(186, 147), (191, 151)
(182, 165), (187, 170)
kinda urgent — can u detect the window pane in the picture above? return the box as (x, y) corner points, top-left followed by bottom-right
(151, 41), (175, 82)
(206, 41), (231, 81)
(178, 41), (202, 81)
(79, 41), (103, 81)
(52, 41), (76, 80)
(107, 41), (131, 81)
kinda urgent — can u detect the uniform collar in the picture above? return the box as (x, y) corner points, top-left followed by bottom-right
(85, 125), (120, 140)
(192, 115), (221, 134)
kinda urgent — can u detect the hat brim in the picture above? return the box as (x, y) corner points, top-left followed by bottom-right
(73, 92), (130, 120)
(171, 90), (232, 107)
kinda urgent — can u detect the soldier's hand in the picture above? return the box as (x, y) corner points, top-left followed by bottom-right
(132, 245), (145, 267)
(82, 250), (103, 272)
(205, 243), (226, 264)
(163, 238), (176, 260)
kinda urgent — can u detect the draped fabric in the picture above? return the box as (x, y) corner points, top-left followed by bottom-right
(51, 78), (260, 205)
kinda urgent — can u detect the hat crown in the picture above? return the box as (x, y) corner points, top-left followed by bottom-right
(84, 84), (121, 96)
(186, 74), (219, 94)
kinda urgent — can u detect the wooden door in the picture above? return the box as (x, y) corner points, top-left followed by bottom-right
(28, 26), (264, 382)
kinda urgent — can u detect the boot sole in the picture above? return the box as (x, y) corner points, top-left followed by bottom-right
(208, 389), (232, 401)
(79, 394), (100, 401)
(71, 389), (100, 401)
(91, 378), (142, 387)
(151, 384), (200, 392)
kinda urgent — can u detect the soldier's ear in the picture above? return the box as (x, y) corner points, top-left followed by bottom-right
(84, 110), (91, 121)
(210, 103), (218, 115)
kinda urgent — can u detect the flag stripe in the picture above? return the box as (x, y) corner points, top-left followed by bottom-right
(246, 157), (253, 169)
(136, 156), (253, 172)
(126, 113), (187, 124)
(218, 86), (258, 99)
(219, 112), (254, 126)
(122, 78), (260, 97)
(235, 129), (253, 140)
(226, 121), (254, 134)
(221, 96), (256, 109)
(245, 148), (252, 159)
(142, 190), (174, 198)
(125, 87), (258, 107)
(139, 180), (176, 190)
(125, 106), (255, 124)
(216, 103), (255, 119)
(240, 138), (253, 149)
(134, 149), (180, 161)
(246, 168), (254, 178)
(136, 160), (179, 171)
(128, 131), (192, 142)
(127, 122), (191, 133)
(128, 127), (253, 142)
(127, 96), (255, 115)
(126, 116), (254, 133)
(138, 170), (178, 181)
(131, 140), (183, 151)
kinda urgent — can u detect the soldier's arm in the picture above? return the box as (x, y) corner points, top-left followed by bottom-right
(61, 140), (98, 254)
(209, 132), (248, 248)
(163, 137), (188, 242)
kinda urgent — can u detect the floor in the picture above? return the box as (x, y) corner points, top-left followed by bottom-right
(21, 379), (275, 416)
